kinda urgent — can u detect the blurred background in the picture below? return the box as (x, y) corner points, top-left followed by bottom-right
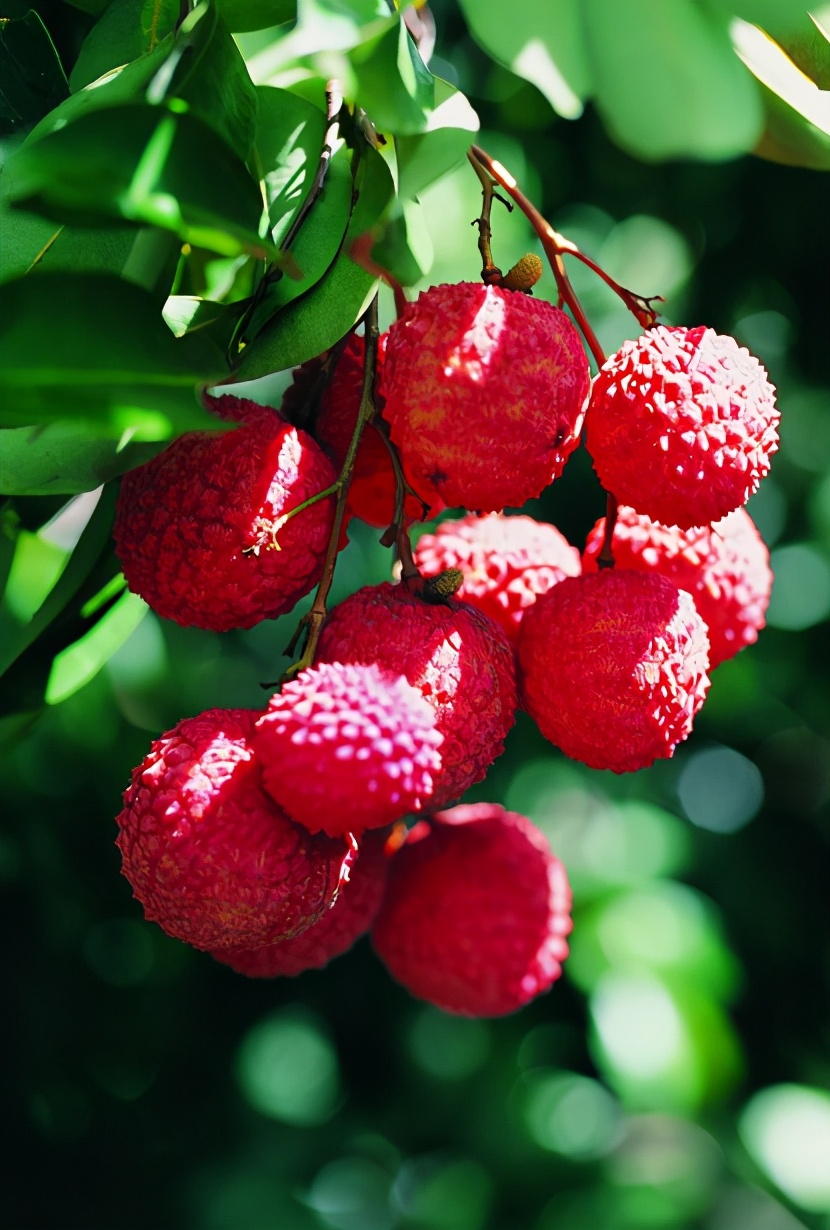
(1, 2), (829, 1228)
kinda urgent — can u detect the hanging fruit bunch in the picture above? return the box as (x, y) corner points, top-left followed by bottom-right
(113, 138), (777, 1019)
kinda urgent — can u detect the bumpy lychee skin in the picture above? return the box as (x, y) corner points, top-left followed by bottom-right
(586, 325), (779, 529)
(116, 709), (352, 952)
(372, 804), (572, 1017)
(210, 830), (389, 978)
(316, 582), (517, 808)
(414, 512), (581, 645)
(518, 571), (711, 773)
(583, 506), (772, 668)
(113, 395), (338, 631)
(254, 662), (443, 838)
(380, 282), (590, 511)
(305, 336), (441, 528)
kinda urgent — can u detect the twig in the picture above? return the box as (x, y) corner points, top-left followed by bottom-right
(264, 82), (344, 289)
(469, 145), (606, 368)
(281, 295), (381, 680)
(596, 493), (619, 570)
(467, 150), (508, 285)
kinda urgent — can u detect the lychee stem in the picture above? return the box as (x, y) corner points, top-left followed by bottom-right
(282, 295), (381, 680)
(467, 150), (506, 285)
(469, 145), (606, 369)
(469, 145), (662, 334)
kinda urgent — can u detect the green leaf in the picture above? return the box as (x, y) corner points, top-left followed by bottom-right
(395, 78), (480, 200)
(0, 481), (118, 676)
(370, 197), (432, 287)
(26, 36), (174, 143)
(0, 271), (226, 432)
(70, 0), (178, 90)
(0, 10), (70, 136)
(7, 102), (277, 260)
(349, 15), (435, 134)
(255, 85), (326, 244)
(237, 137), (391, 369)
(235, 250), (376, 378)
(159, 1), (259, 159)
(582, 0), (764, 161)
(216, 0), (296, 33)
(46, 588), (147, 704)
(0, 424), (164, 496)
(732, 16), (830, 169)
(458, 0), (591, 120)
(244, 143), (354, 338)
(0, 181), (137, 282)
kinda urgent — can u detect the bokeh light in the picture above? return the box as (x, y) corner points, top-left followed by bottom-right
(739, 1084), (830, 1213)
(521, 1069), (623, 1159)
(235, 1008), (341, 1126)
(766, 543), (830, 630)
(677, 744), (765, 833)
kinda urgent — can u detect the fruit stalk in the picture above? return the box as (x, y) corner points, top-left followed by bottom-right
(283, 294), (381, 677)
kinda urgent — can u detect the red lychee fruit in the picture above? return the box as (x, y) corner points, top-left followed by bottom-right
(371, 803), (572, 1017)
(414, 512), (581, 646)
(113, 395), (338, 631)
(210, 829), (389, 978)
(518, 570), (711, 773)
(582, 506), (772, 668)
(303, 335), (442, 528)
(115, 708), (352, 952)
(315, 582), (517, 808)
(254, 661), (443, 838)
(380, 282), (590, 512)
(585, 325), (779, 529)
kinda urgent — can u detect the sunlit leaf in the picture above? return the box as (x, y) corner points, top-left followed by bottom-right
(7, 103), (277, 260)
(159, 1), (260, 158)
(349, 15), (435, 134)
(395, 78), (480, 200)
(583, 0), (764, 161)
(458, 0), (590, 119)
(0, 425), (163, 496)
(46, 589), (148, 705)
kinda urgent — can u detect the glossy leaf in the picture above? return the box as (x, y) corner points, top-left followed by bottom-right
(395, 78), (480, 200)
(255, 86), (327, 244)
(582, 0), (764, 161)
(7, 103), (277, 260)
(70, 0), (177, 90)
(159, 1), (259, 159)
(46, 589), (148, 705)
(0, 186), (136, 283)
(216, 0), (296, 33)
(732, 17), (830, 169)
(0, 271), (226, 432)
(0, 482), (118, 676)
(458, 0), (590, 120)
(26, 36), (175, 143)
(349, 15), (435, 134)
(0, 425), (163, 496)
(235, 136), (391, 375)
(0, 10), (70, 136)
(371, 197), (432, 287)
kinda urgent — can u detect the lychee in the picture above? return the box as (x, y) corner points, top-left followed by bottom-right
(380, 282), (590, 511)
(414, 512), (581, 645)
(304, 335), (441, 528)
(113, 395), (338, 631)
(316, 581), (517, 807)
(371, 803), (572, 1017)
(254, 661), (443, 838)
(210, 830), (389, 978)
(115, 708), (352, 952)
(585, 325), (779, 529)
(582, 506), (772, 667)
(518, 570), (711, 773)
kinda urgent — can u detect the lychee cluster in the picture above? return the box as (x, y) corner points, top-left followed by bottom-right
(111, 269), (778, 1016)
